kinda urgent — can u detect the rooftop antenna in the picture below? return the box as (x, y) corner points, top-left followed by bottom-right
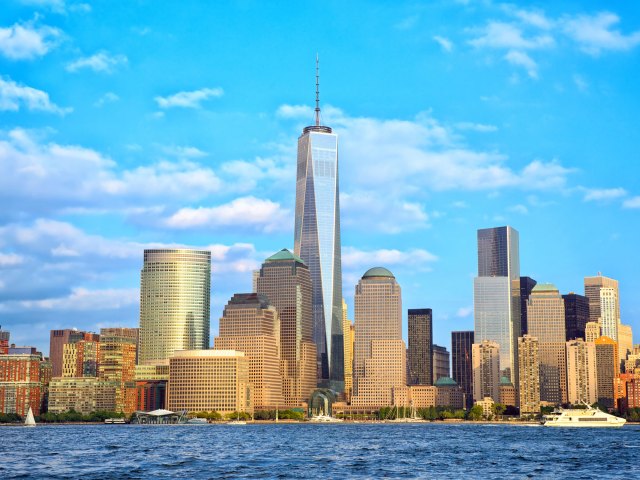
(315, 53), (320, 126)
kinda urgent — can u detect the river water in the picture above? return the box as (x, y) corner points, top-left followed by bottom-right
(1, 423), (638, 478)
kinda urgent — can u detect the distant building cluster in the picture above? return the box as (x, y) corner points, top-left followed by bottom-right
(1, 79), (638, 421)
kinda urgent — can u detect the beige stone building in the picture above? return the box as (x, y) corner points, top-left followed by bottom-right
(584, 274), (619, 325)
(618, 324), (633, 363)
(518, 335), (540, 415)
(48, 377), (118, 414)
(62, 340), (99, 378)
(595, 336), (619, 409)
(256, 249), (316, 406)
(599, 287), (619, 343)
(585, 322), (601, 343)
(214, 293), (284, 410)
(168, 350), (251, 415)
(499, 377), (516, 407)
(472, 340), (500, 402)
(342, 298), (355, 400)
(351, 268), (406, 408)
(566, 339), (597, 405)
(527, 284), (567, 404)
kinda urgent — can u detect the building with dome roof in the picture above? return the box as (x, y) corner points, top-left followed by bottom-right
(434, 376), (465, 409)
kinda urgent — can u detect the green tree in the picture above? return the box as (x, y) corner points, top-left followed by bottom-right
(492, 403), (506, 417)
(467, 405), (483, 421)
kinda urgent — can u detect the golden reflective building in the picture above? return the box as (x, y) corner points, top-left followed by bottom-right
(139, 249), (211, 365)
(342, 299), (354, 400)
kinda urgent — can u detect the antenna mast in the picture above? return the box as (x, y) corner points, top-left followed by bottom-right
(315, 53), (320, 126)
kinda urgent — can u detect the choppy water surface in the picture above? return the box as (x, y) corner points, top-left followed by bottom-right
(1, 423), (639, 478)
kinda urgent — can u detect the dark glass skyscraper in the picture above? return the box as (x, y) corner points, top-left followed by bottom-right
(407, 309), (432, 385)
(562, 293), (590, 341)
(293, 59), (343, 390)
(452, 331), (474, 409)
(520, 276), (537, 335)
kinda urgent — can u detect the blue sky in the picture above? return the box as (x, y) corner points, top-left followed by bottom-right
(1, 0), (639, 356)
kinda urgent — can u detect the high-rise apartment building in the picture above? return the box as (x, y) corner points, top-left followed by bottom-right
(432, 345), (450, 382)
(520, 277), (537, 335)
(584, 274), (619, 325)
(293, 61), (344, 390)
(452, 331), (474, 409)
(472, 340), (500, 402)
(49, 329), (100, 377)
(527, 284), (567, 404)
(474, 226), (521, 385)
(256, 249), (317, 405)
(518, 335), (540, 415)
(62, 340), (99, 377)
(585, 322), (601, 343)
(562, 293), (589, 341)
(342, 299), (354, 400)
(167, 350), (252, 415)
(595, 336), (619, 409)
(98, 329), (137, 413)
(408, 309), (433, 385)
(566, 339), (597, 405)
(48, 377), (118, 414)
(351, 268), (405, 408)
(599, 287), (619, 342)
(139, 249), (211, 365)
(214, 293), (283, 410)
(0, 353), (42, 416)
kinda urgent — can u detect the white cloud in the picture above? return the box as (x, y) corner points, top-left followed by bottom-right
(508, 204), (529, 215)
(341, 192), (429, 233)
(583, 187), (627, 202)
(93, 92), (119, 107)
(504, 49), (538, 78)
(66, 51), (128, 73)
(19, 287), (139, 311)
(563, 12), (640, 55)
(434, 35), (454, 52)
(573, 74), (589, 92)
(276, 104), (313, 119)
(155, 87), (223, 109)
(164, 196), (290, 233)
(0, 77), (71, 114)
(456, 306), (473, 318)
(0, 20), (61, 60)
(19, 0), (66, 14)
(455, 122), (497, 132)
(342, 247), (438, 271)
(0, 253), (25, 266)
(622, 196), (640, 209)
(503, 6), (553, 30)
(161, 145), (207, 158)
(470, 21), (554, 50)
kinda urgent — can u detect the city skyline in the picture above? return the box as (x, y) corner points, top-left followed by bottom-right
(1, 1), (640, 355)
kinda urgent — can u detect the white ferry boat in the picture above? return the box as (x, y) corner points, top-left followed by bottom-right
(309, 414), (343, 423)
(542, 404), (626, 428)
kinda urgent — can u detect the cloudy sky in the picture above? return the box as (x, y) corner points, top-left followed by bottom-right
(1, 0), (639, 355)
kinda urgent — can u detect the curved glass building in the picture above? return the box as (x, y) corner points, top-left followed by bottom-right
(139, 249), (211, 365)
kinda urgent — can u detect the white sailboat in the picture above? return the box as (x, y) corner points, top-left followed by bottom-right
(24, 406), (36, 427)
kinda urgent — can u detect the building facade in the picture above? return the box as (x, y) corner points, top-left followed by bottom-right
(49, 329), (99, 377)
(139, 249), (211, 365)
(452, 331), (474, 409)
(62, 340), (99, 378)
(432, 345), (450, 382)
(0, 353), (42, 416)
(585, 322), (601, 343)
(584, 274), (619, 326)
(518, 335), (540, 415)
(472, 340), (500, 402)
(520, 277), (537, 335)
(618, 324), (633, 363)
(408, 309), (433, 385)
(599, 287), (619, 343)
(48, 377), (118, 414)
(474, 226), (521, 385)
(562, 293), (589, 341)
(293, 71), (344, 390)
(342, 299), (354, 400)
(98, 330), (137, 413)
(595, 336), (619, 409)
(256, 249), (317, 406)
(566, 339), (597, 405)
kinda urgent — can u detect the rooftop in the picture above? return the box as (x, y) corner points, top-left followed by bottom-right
(362, 267), (395, 279)
(265, 248), (305, 265)
(434, 376), (458, 387)
(531, 283), (558, 293)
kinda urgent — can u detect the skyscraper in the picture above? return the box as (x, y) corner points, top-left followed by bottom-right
(520, 277), (537, 335)
(584, 273), (619, 326)
(472, 340), (500, 402)
(214, 293), (284, 410)
(474, 226), (521, 384)
(408, 309), (433, 385)
(342, 299), (355, 400)
(618, 324), (633, 363)
(432, 345), (450, 382)
(451, 331), (474, 409)
(595, 336), (619, 409)
(527, 284), (567, 405)
(566, 338), (597, 405)
(139, 249), (211, 365)
(517, 335), (540, 415)
(49, 329), (100, 377)
(351, 267), (405, 408)
(599, 287), (619, 342)
(256, 249), (317, 406)
(562, 293), (590, 341)
(585, 322), (601, 343)
(293, 58), (343, 390)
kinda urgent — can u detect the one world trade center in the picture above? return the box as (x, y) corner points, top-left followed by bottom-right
(294, 57), (344, 391)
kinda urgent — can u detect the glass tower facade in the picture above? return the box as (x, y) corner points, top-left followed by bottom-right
(294, 124), (344, 390)
(474, 226), (521, 385)
(139, 249), (211, 365)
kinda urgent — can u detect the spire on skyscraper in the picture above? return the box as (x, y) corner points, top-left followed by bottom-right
(315, 53), (320, 126)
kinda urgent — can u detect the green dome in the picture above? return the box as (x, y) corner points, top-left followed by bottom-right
(362, 267), (395, 279)
(434, 376), (458, 387)
(500, 376), (513, 386)
(265, 248), (305, 265)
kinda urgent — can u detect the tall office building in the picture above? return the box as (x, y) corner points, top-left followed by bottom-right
(595, 336), (619, 409)
(49, 329), (100, 377)
(566, 339), (597, 404)
(408, 309), (433, 385)
(520, 277), (537, 335)
(432, 345), (450, 382)
(214, 293), (284, 410)
(139, 249), (211, 365)
(599, 287), (619, 342)
(518, 335), (540, 415)
(584, 274), (619, 322)
(472, 340), (500, 402)
(256, 249), (317, 405)
(585, 322), (601, 343)
(452, 331), (474, 409)
(293, 59), (343, 390)
(527, 284), (567, 404)
(351, 268), (405, 407)
(474, 226), (521, 385)
(562, 293), (589, 341)
(342, 299), (355, 399)
(618, 324), (633, 363)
